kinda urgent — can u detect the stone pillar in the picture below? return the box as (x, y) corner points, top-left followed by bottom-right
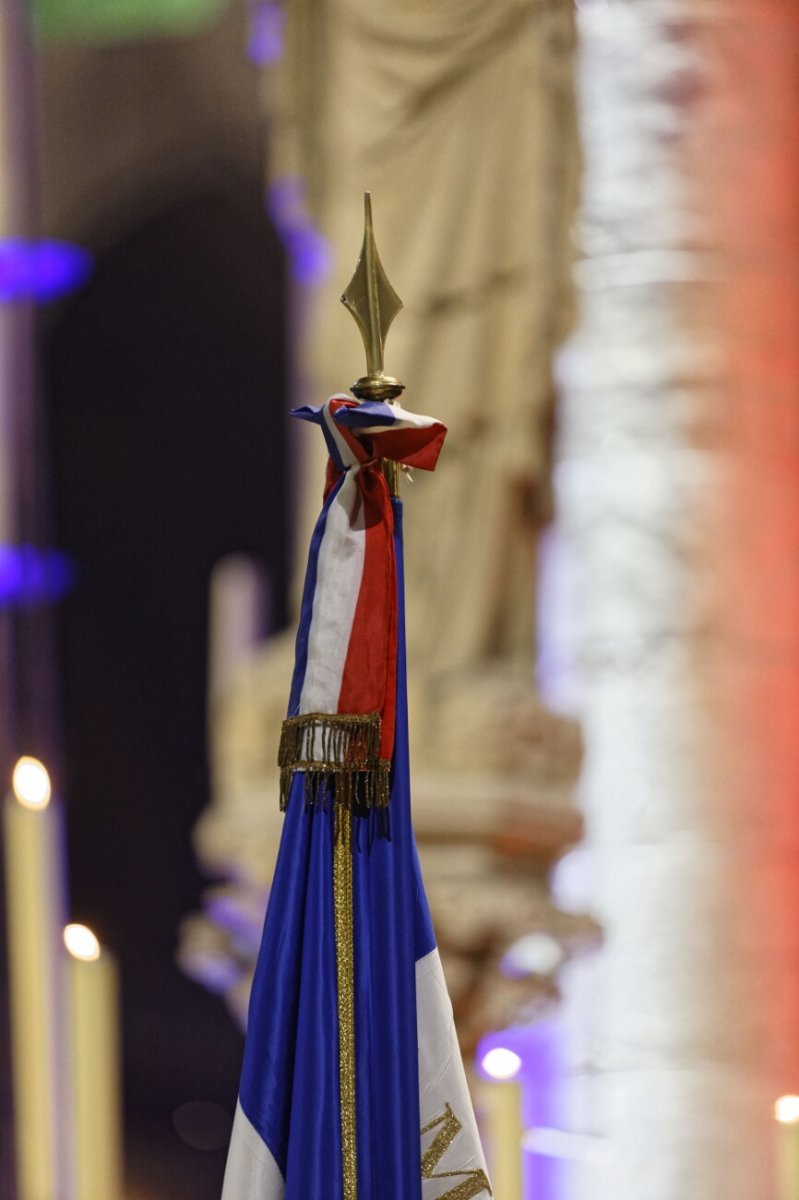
(554, 2), (799, 1196)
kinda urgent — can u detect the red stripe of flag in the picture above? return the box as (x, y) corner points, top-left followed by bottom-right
(337, 466), (397, 762)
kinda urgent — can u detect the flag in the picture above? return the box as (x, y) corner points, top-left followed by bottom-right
(221, 395), (491, 1200)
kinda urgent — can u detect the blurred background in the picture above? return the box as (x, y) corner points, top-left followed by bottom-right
(1, 1), (799, 1199)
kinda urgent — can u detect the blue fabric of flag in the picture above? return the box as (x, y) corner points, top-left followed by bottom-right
(237, 497), (435, 1200)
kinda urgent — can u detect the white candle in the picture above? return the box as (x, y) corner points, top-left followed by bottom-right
(3, 757), (70, 1200)
(479, 1047), (524, 1200)
(776, 1096), (799, 1200)
(65, 923), (123, 1200)
(482, 1081), (523, 1199)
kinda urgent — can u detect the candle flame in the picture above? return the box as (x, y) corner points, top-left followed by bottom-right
(481, 1047), (522, 1081)
(64, 924), (101, 962)
(775, 1096), (799, 1125)
(11, 757), (52, 810)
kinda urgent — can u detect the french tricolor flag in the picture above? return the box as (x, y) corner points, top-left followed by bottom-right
(221, 396), (491, 1200)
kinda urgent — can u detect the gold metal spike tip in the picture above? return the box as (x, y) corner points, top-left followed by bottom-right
(341, 192), (404, 402)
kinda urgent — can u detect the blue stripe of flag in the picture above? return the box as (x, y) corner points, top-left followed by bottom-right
(237, 497), (437, 1199)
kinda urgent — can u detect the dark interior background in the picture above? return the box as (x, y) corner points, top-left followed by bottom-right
(44, 183), (289, 1198)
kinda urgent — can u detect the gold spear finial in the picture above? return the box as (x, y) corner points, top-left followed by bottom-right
(341, 192), (404, 403)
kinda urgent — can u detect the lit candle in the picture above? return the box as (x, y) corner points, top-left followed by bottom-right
(3, 756), (70, 1200)
(65, 923), (123, 1200)
(776, 1096), (799, 1200)
(480, 1047), (523, 1200)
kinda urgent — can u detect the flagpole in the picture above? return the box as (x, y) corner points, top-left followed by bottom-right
(331, 194), (405, 1198)
(221, 194), (483, 1200)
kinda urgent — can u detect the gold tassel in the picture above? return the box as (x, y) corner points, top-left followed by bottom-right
(278, 712), (391, 835)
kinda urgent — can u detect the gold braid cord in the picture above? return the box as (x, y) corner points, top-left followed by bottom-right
(278, 712), (391, 830)
(334, 816), (357, 1200)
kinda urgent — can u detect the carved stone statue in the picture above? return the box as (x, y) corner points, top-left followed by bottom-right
(182, 0), (597, 1039)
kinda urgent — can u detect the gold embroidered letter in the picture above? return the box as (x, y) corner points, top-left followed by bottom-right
(420, 1104), (492, 1199)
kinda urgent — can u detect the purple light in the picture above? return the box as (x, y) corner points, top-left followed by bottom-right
(477, 1020), (565, 1200)
(268, 177), (304, 212)
(0, 545), (75, 608)
(247, 2), (285, 65)
(205, 890), (267, 957)
(0, 240), (92, 303)
(283, 225), (333, 286)
(267, 178), (332, 286)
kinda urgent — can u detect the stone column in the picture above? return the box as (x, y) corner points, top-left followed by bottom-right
(553, 2), (799, 1196)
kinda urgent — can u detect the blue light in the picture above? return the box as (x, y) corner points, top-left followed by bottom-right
(0, 545), (75, 608)
(267, 178), (332, 286)
(0, 240), (92, 303)
(247, 2), (285, 65)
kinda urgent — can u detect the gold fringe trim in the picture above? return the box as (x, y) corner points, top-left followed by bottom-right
(278, 712), (391, 834)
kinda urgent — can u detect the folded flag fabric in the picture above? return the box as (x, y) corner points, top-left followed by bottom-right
(221, 395), (491, 1200)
